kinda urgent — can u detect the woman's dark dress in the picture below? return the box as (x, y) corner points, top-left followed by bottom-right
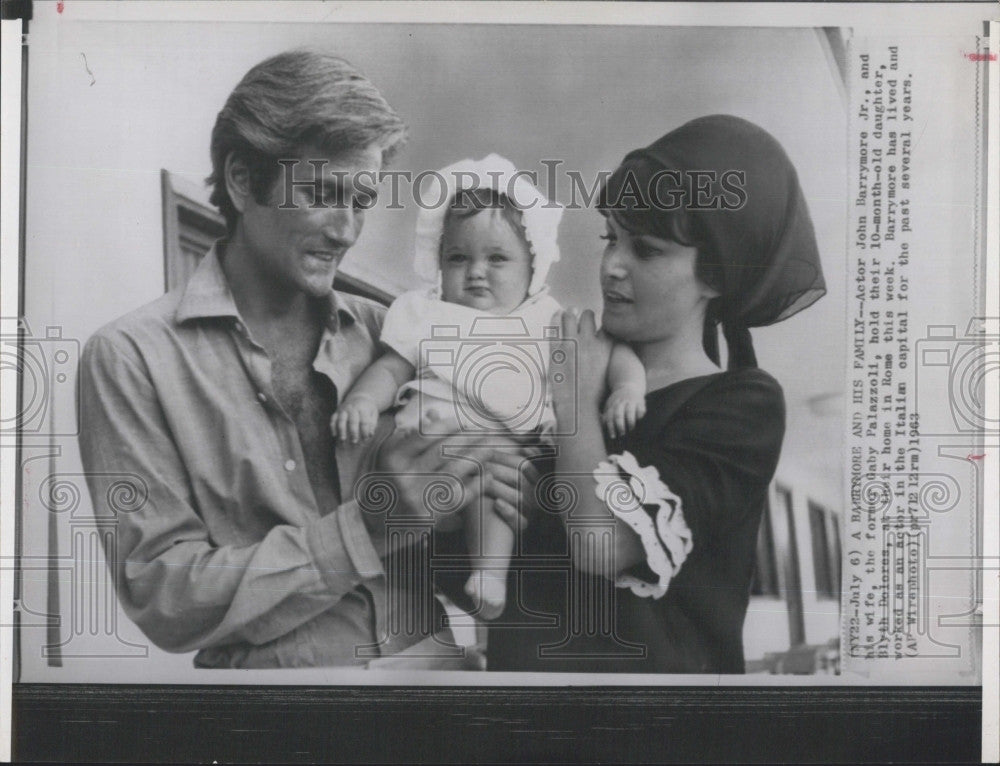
(487, 367), (785, 673)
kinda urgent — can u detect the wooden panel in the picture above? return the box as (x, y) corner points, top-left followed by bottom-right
(161, 170), (226, 292)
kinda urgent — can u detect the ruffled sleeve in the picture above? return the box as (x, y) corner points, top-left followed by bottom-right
(594, 451), (693, 599)
(592, 369), (785, 603)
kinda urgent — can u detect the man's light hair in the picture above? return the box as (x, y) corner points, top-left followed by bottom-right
(207, 49), (407, 231)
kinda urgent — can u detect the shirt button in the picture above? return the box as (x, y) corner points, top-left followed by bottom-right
(284, 459), (296, 472)
(257, 392), (267, 403)
(234, 321), (244, 334)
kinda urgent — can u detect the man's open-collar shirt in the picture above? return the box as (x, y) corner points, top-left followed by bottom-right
(79, 242), (416, 667)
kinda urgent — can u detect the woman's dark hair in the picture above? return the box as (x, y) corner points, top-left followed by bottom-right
(442, 187), (533, 254)
(601, 116), (826, 369)
(597, 157), (724, 312)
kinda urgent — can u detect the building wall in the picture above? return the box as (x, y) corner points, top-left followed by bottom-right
(743, 467), (842, 664)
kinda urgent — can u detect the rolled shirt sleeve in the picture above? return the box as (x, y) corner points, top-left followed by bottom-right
(79, 331), (384, 654)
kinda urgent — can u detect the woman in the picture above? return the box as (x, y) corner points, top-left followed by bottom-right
(486, 115), (825, 673)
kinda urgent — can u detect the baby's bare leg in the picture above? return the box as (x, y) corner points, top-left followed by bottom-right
(465, 495), (514, 620)
(462, 443), (517, 621)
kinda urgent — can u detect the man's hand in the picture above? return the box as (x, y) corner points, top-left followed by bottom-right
(333, 394), (380, 444)
(366, 415), (481, 533)
(483, 446), (546, 533)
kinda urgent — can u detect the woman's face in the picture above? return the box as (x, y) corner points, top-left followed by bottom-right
(599, 214), (716, 343)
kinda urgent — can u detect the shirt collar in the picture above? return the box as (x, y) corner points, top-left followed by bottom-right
(175, 240), (359, 332)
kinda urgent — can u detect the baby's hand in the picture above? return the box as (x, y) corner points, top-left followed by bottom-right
(333, 395), (380, 444)
(602, 384), (646, 440)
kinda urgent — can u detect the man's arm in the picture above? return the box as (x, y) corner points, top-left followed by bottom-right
(79, 333), (386, 654)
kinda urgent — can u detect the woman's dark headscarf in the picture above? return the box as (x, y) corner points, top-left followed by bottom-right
(599, 115), (826, 368)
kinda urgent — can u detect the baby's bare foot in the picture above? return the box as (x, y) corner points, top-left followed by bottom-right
(465, 570), (507, 621)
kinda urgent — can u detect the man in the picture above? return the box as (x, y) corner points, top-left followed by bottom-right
(79, 50), (517, 667)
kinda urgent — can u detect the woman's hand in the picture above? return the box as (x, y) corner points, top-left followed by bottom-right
(550, 308), (613, 414)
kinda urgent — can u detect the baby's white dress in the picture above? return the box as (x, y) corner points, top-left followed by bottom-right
(380, 288), (563, 435)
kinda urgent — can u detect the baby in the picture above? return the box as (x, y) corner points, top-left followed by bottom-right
(334, 155), (646, 619)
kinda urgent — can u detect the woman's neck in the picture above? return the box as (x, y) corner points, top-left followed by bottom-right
(634, 323), (721, 391)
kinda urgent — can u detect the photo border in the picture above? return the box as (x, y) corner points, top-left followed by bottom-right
(11, 684), (984, 762)
(1, 1), (996, 762)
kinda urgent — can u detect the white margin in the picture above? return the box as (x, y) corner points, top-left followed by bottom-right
(29, 0), (995, 33)
(982, 20), (999, 766)
(0, 16), (24, 763)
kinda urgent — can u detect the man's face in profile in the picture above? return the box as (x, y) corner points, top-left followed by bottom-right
(240, 143), (383, 299)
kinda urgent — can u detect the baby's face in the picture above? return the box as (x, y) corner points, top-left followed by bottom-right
(439, 210), (532, 314)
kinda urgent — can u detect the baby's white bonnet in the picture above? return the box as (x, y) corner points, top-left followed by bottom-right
(412, 154), (563, 296)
